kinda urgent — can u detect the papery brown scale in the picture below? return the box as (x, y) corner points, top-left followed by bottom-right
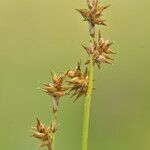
(70, 77), (78, 82)
(51, 72), (58, 83)
(87, 0), (98, 9)
(104, 55), (114, 61)
(97, 55), (112, 64)
(76, 9), (88, 18)
(53, 91), (65, 97)
(67, 70), (76, 78)
(37, 118), (45, 133)
(42, 86), (57, 93)
(32, 132), (47, 140)
(60, 86), (71, 91)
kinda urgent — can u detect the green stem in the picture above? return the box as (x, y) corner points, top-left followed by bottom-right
(82, 54), (94, 150)
(51, 110), (57, 150)
(51, 97), (59, 150)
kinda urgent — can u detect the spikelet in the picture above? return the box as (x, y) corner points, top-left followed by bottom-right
(32, 118), (54, 150)
(67, 63), (89, 101)
(82, 31), (115, 68)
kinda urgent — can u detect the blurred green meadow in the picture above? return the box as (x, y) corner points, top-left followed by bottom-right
(0, 0), (150, 150)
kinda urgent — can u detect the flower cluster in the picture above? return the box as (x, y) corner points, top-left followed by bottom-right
(67, 63), (89, 101)
(42, 72), (71, 111)
(32, 118), (55, 150)
(41, 66), (89, 101)
(82, 31), (115, 68)
(77, 1), (109, 37)
(31, 1), (115, 150)
(42, 72), (70, 98)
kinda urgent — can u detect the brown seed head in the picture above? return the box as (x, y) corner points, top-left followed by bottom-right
(67, 63), (89, 101)
(77, 2), (110, 27)
(42, 71), (70, 99)
(32, 118), (54, 150)
(82, 31), (115, 68)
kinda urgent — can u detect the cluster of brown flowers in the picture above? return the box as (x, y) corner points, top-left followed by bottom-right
(67, 63), (89, 101)
(32, 118), (55, 150)
(76, 0), (115, 68)
(82, 31), (115, 68)
(42, 72), (70, 99)
(42, 64), (89, 101)
(31, 0), (115, 150)
(77, 0), (110, 37)
(41, 72), (70, 111)
(32, 66), (89, 149)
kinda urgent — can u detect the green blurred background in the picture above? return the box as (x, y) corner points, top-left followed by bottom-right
(0, 0), (150, 150)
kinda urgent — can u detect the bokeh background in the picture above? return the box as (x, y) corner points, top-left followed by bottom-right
(0, 0), (150, 150)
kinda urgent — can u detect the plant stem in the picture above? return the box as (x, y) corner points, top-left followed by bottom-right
(51, 97), (59, 150)
(82, 54), (94, 150)
(51, 110), (57, 150)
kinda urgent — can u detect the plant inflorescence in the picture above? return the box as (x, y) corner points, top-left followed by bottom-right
(31, 0), (115, 150)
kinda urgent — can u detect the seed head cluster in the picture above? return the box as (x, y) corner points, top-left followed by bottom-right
(41, 64), (89, 101)
(82, 31), (115, 68)
(77, 0), (110, 37)
(32, 118), (55, 150)
(67, 63), (89, 101)
(31, 0), (115, 150)
(42, 72), (70, 99)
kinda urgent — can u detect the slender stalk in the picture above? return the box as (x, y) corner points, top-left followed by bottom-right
(51, 97), (59, 150)
(51, 110), (57, 150)
(82, 54), (94, 150)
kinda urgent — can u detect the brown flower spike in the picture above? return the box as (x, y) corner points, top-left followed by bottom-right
(32, 118), (54, 150)
(42, 71), (70, 111)
(76, 1), (110, 37)
(42, 72), (70, 98)
(82, 31), (115, 68)
(31, 0), (115, 150)
(67, 63), (89, 101)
